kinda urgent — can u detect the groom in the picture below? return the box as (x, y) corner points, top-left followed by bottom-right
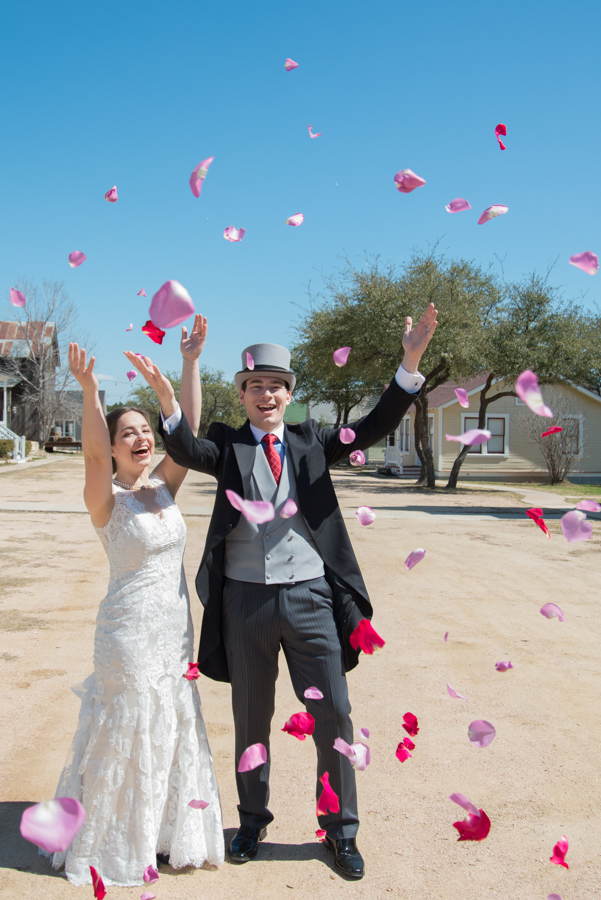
(157, 303), (437, 879)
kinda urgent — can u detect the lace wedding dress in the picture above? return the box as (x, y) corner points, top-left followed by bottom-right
(50, 476), (224, 886)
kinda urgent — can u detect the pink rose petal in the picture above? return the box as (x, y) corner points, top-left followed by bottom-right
(226, 489), (275, 524)
(540, 602), (564, 622)
(10, 288), (26, 307)
(349, 450), (366, 466)
(304, 686), (324, 700)
(339, 427), (356, 444)
(445, 198), (471, 213)
(223, 226), (245, 242)
(126, 323), (133, 331)
(444, 631), (449, 642)
(143, 865), (159, 884)
(246, 352), (255, 370)
(316, 828), (327, 841)
(454, 388), (469, 408)
(68, 251), (86, 268)
(550, 835), (569, 869)
(19, 797), (86, 853)
(561, 509), (592, 543)
(569, 251), (598, 276)
(547, 895), (563, 900)
(183, 662), (200, 680)
(280, 498), (298, 519)
(541, 425), (562, 438)
(495, 123), (507, 150)
(447, 682), (468, 701)
(284, 58), (299, 71)
(357, 727), (370, 739)
(355, 505), (375, 526)
(449, 793), (480, 817)
(282, 711), (315, 741)
(189, 156), (214, 198)
(404, 548), (426, 571)
(188, 799), (209, 809)
(308, 124), (322, 138)
(526, 507), (551, 538)
(90, 866), (106, 900)
(286, 213), (304, 226)
(141, 893), (156, 900)
(453, 809), (491, 841)
(394, 169), (426, 193)
(402, 712), (419, 737)
(137, 289), (147, 296)
(104, 185), (118, 202)
(126, 370), (137, 382)
(495, 660), (513, 672)
(395, 737), (415, 763)
(446, 428), (491, 446)
(349, 618), (385, 654)
(468, 720), (496, 748)
(576, 499), (601, 512)
(333, 737), (370, 769)
(142, 320), (165, 345)
(149, 280), (195, 330)
(333, 346), (351, 367)
(516, 369), (553, 417)
(316, 771), (340, 815)
(477, 205), (508, 224)
(238, 742), (268, 772)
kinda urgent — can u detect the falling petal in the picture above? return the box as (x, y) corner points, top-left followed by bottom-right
(576, 498), (601, 512)
(126, 370), (137, 382)
(453, 809), (491, 841)
(141, 894), (156, 900)
(286, 213), (304, 226)
(569, 251), (599, 276)
(349, 618), (385, 654)
(104, 185), (118, 202)
(90, 866), (107, 900)
(526, 507), (551, 538)
(19, 798), (86, 853)
(445, 429), (491, 446)
(334, 738), (370, 770)
(280, 498), (298, 519)
(246, 352), (255, 370)
(454, 388), (469, 408)
(395, 741), (412, 762)
(495, 661), (513, 672)
(316, 771), (340, 816)
(126, 324), (133, 331)
(394, 169), (426, 193)
(404, 548), (426, 571)
(137, 288), (147, 297)
(68, 251), (86, 268)
(468, 720), (496, 748)
(226, 489), (275, 524)
(304, 686), (324, 700)
(349, 450), (366, 466)
(282, 711), (315, 741)
(547, 896), (563, 900)
(149, 280), (195, 330)
(223, 226), (245, 242)
(183, 662), (200, 680)
(541, 426), (562, 438)
(444, 631), (449, 642)
(188, 799), (209, 809)
(445, 198), (472, 213)
(333, 346), (351, 367)
(355, 506), (376, 526)
(339, 427), (356, 444)
(238, 742), (268, 772)
(515, 369), (553, 417)
(316, 829), (327, 841)
(477, 205), (508, 224)
(449, 793), (480, 817)
(540, 602), (564, 622)
(550, 835), (569, 869)
(143, 865), (159, 884)
(402, 736), (415, 750)
(189, 156), (214, 198)
(9, 288), (26, 307)
(134, 353), (145, 359)
(447, 682), (468, 701)
(402, 712), (419, 737)
(308, 124), (322, 138)
(561, 509), (593, 543)
(495, 123), (507, 150)
(357, 727), (370, 740)
(142, 320), (165, 345)
(284, 58), (299, 71)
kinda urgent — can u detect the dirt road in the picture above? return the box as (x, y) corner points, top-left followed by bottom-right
(0, 457), (599, 899)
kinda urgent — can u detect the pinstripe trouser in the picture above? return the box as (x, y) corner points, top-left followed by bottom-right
(222, 576), (359, 839)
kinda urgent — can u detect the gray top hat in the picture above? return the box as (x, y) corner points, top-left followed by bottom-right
(234, 343), (296, 392)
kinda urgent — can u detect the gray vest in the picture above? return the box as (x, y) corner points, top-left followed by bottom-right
(225, 442), (325, 584)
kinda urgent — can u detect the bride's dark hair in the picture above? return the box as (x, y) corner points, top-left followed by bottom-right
(106, 407), (153, 474)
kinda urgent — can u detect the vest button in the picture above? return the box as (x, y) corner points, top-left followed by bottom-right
(266, 555), (272, 560)
(287, 556), (294, 562)
(265, 535), (271, 540)
(266, 574), (271, 579)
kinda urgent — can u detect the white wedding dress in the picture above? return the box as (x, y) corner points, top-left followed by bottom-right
(51, 476), (224, 886)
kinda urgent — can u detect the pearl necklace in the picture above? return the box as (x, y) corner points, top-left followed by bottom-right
(112, 478), (151, 491)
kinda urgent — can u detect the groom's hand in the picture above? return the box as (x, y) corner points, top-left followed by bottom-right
(401, 303), (439, 374)
(123, 351), (178, 418)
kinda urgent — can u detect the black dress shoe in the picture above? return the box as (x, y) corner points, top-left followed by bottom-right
(156, 853), (170, 866)
(229, 825), (267, 862)
(324, 836), (365, 879)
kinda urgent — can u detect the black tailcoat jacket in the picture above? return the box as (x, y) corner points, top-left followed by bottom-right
(158, 378), (416, 683)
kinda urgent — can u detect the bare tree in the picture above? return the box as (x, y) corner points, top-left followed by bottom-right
(3, 279), (91, 442)
(517, 390), (583, 484)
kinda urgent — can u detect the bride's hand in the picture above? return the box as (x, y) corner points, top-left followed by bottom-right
(69, 343), (98, 393)
(123, 351), (177, 415)
(181, 314), (207, 362)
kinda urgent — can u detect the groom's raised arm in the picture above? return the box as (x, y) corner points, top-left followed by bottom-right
(158, 406), (223, 478)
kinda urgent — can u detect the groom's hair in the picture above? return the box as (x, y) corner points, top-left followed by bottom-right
(106, 407), (152, 474)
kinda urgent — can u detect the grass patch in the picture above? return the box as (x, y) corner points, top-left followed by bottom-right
(468, 481), (601, 500)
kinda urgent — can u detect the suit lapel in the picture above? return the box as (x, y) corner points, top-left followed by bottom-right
(232, 421), (258, 500)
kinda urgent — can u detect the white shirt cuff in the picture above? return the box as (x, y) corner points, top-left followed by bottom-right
(395, 363), (425, 394)
(161, 404), (182, 434)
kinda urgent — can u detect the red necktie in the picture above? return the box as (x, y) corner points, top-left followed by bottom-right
(262, 434), (282, 485)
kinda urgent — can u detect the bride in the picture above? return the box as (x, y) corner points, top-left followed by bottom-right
(51, 315), (224, 886)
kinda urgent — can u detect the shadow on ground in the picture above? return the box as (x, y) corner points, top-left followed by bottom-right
(0, 802), (63, 877)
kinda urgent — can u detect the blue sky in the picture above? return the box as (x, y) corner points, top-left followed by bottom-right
(1, 0), (599, 403)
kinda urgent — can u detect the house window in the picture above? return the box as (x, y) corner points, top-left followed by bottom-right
(561, 417), (581, 456)
(461, 413), (509, 456)
(388, 431), (396, 447)
(54, 419), (76, 437)
(400, 417), (411, 452)
(464, 417), (482, 454)
(486, 417), (506, 454)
